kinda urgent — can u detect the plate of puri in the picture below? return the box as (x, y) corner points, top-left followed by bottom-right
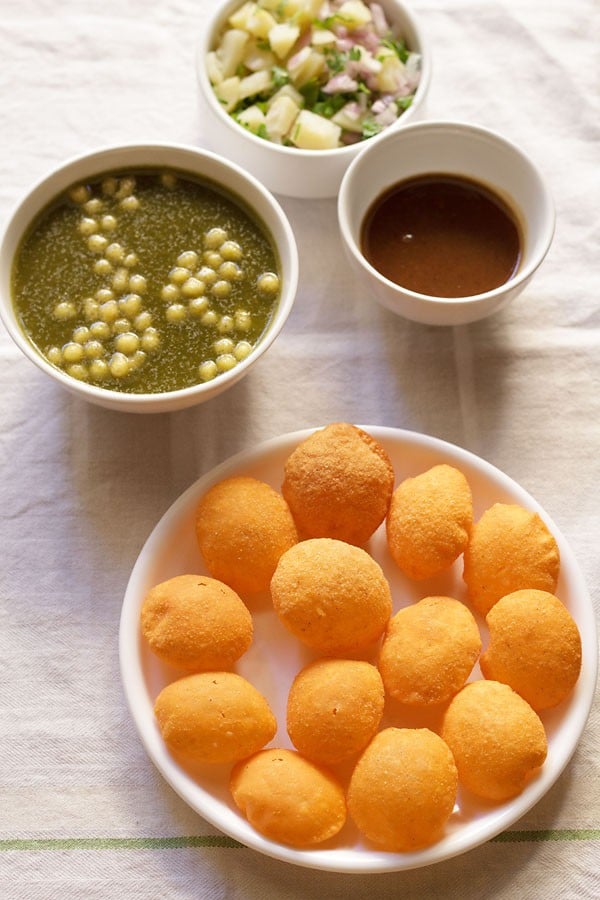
(119, 423), (597, 872)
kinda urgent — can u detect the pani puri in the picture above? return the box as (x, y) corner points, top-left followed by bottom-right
(480, 589), (582, 710)
(286, 659), (385, 765)
(378, 596), (482, 705)
(141, 574), (253, 671)
(154, 671), (276, 764)
(463, 503), (560, 616)
(281, 423), (395, 546)
(441, 680), (547, 802)
(347, 728), (458, 852)
(195, 476), (298, 595)
(230, 749), (346, 847)
(271, 538), (392, 655)
(386, 464), (473, 580)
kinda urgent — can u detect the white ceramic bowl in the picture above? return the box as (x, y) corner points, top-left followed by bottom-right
(196, 0), (431, 199)
(0, 142), (298, 413)
(337, 121), (555, 326)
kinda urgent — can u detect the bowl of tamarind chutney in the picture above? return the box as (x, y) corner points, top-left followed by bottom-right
(337, 121), (554, 326)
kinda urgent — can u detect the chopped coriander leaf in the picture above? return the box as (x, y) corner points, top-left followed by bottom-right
(396, 96), (413, 111)
(256, 38), (271, 51)
(362, 118), (382, 139)
(256, 124), (269, 140)
(349, 46), (361, 61)
(324, 48), (346, 74)
(272, 66), (289, 88)
(312, 94), (347, 118)
(382, 36), (409, 63)
(236, 96), (270, 114)
(300, 79), (321, 107)
(315, 15), (338, 29)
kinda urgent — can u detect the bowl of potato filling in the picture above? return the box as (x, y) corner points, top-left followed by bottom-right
(0, 142), (298, 413)
(196, 0), (431, 198)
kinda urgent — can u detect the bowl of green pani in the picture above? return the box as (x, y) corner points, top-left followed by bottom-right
(337, 120), (555, 326)
(0, 142), (298, 413)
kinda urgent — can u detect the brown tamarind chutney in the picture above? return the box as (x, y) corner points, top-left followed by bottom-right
(360, 174), (522, 298)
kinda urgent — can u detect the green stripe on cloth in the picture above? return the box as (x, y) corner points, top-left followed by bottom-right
(492, 829), (600, 843)
(0, 835), (243, 851)
(0, 830), (598, 852)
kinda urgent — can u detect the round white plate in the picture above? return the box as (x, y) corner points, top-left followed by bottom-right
(119, 427), (597, 873)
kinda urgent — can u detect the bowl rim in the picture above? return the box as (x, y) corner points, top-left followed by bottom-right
(0, 140), (299, 409)
(195, 0), (432, 161)
(337, 118), (556, 309)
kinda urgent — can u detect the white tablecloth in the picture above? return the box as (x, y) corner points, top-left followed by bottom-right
(1, 1), (599, 897)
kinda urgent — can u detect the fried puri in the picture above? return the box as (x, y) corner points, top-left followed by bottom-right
(347, 728), (458, 852)
(281, 423), (395, 546)
(480, 589), (582, 710)
(271, 538), (392, 654)
(386, 464), (473, 580)
(154, 672), (276, 764)
(463, 503), (560, 617)
(378, 596), (481, 706)
(195, 476), (298, 595)
(141, 574), (253, 671)
(230, 748), (346, 847)
(441, 680), (547, 802)
(287, 659), (385, 765)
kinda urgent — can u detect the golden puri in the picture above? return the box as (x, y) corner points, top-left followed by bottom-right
(271, 538), (392, 654)
(463, 503), (560, 616)
(386, 464), (473, 580)
(287, 659), (385, 765)
(195, 475), (298, 595)
(441, 679), (547, 802)
(480, 589), (582, 710)
(230, 748), (346, 847)
(347, 728), (458, 852)
(378, 596), (481, 705)
(281, 422), (395, 545)
(154, 671), (276, 764)
(141, 574), (253, 671)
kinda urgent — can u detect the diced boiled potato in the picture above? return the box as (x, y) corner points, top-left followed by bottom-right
(355, 45), (382, 75)
(267, 83), (304, 108)
(214, 76), (241, 112)
(287, 47), (325, 87)
(243, 41), (276, 72)
(237, 104), (267, 134)
(291, 109), (342, 149)
(247, 8), (277, 38)
(376, 54), (407, 93)
(239, 68), (273, 100)
(206, 51), (223, 86)
(336, 0), (373, 30)
(285, 0), (323, 27)
(257, 0), (280, 9)
(266, 94), (300, 140)
(332, 103), (366, 133)
(269, 23), (300, 59)
(228, 2), (257, 30)
(216, 29), (250, 79)
(311, 27), (337, 48)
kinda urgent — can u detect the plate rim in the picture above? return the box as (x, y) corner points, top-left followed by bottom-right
(119, 425), (598, 874)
